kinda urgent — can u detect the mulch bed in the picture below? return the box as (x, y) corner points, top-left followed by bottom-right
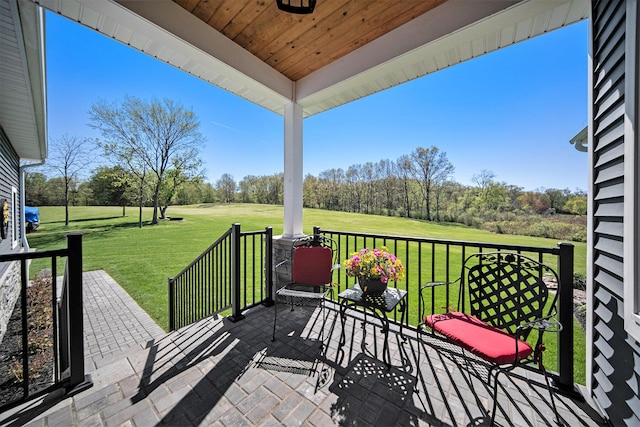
(0, 279), (55, 408)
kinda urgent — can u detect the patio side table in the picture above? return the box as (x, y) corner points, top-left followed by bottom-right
(337, 284), (408, 367)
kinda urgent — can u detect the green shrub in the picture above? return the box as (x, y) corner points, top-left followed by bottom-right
(573, 273), (587, 290)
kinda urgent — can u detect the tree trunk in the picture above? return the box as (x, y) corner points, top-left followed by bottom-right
(160, 205), (168, 219)
(64, 182), (69, 227)
(425, 187), (432, 221)
(403, 180), (411, 218)
(138, 178), (144, 228)
(152, 180), (161, 225)
(122, 205), (126, 217)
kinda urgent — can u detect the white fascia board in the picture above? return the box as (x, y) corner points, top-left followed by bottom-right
(5, 0), (47, 161)
(24, 0), (48, 160)
(570, 126), (589, 152)
(37, 0), (293, 112)
(297, 0), (588, 116)
(296, 0), (518, 101)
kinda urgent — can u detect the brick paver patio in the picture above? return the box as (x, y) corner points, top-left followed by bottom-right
(0, 271), (607, 426)
(82, 270), (166, 372)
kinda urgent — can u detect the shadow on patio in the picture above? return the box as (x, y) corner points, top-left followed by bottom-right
(0, 301), (607, 426)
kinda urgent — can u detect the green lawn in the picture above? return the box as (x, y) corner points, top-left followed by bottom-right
(26, 204), (587, 383)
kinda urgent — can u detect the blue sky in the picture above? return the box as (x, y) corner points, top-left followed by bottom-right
(46, 12), (588, 192)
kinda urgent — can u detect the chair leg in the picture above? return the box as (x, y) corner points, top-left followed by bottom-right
(488, 364), (561, 426)
(319, 288), (333, 351)
(489, 369), (503, 426)
(319, 297), (326, 351)
(460, 349), (498, 424)
(539, 355), (561, 425)
(272, 295), (278, 341)
(460, 348), (478, 391)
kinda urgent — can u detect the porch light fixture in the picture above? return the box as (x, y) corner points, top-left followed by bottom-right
(276, 0), (316, 14)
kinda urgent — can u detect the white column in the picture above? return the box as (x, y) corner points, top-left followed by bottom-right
(283, 102), (304, 238)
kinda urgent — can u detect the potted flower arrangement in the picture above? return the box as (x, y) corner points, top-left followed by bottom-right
(342, 246), (405, 296)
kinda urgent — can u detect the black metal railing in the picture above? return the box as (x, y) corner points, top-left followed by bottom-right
(168, 223), (577, 393)
(168, 224), (273, 331)
(0, 233), (90, 411)
(313, 226), (576, 393)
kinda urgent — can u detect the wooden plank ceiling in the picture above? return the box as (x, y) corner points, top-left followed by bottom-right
(172, 0), (447, 81)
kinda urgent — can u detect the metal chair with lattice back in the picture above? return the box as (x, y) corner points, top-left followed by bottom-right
(419, 252), (563, 425)
(272, 235), (338, 344)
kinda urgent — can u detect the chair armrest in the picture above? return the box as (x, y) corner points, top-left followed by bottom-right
(420, 279), (461, 292)
(420, 281), (447, 291)
(418, 279), (460, 328)
(517, 315), (563, 334)
(274, 259), (289, 270)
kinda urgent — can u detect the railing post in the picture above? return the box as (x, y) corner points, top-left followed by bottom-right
(263, 226), (274, 307)
(65, 232), (92, 394)
(556, 242), (579, 396)
(228, 223), (245, 322)
(168, 277), (175, 331)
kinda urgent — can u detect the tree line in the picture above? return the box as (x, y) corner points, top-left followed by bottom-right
(27, 145), (587, 239)
(28, 96), (587, 240)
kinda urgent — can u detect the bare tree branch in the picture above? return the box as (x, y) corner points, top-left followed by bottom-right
(89, 96), (205, 224)
(47, 134), (95, 226)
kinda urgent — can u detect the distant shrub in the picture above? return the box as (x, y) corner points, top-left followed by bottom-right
(573, 273), (587, 290)
(476, 214), (586, 242)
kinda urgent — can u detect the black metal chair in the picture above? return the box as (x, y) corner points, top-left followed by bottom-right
(418, 252), (563, 425)
(272, 235), (338, 343)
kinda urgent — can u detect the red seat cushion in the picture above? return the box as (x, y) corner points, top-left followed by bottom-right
(424, 312), (533, 365)
(292, 246), (333, 286)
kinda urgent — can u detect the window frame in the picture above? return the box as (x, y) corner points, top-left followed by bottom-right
(624, 0), (640, 341)
(11, 187), (19, 249)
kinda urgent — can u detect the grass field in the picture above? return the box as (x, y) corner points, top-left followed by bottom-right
(26, 204), (587, 383)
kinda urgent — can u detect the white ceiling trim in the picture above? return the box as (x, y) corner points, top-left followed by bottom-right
(32, 0), (588, 120)
(36, 0), (294, 115)
(297, 0), (589, 116)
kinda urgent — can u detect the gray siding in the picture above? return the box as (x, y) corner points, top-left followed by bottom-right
(0, 128), (20, 257)
(0, 128), (22, 343)
(591, 0), (640, 424)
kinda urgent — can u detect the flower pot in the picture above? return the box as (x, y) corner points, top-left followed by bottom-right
(360, 279), (387, 297)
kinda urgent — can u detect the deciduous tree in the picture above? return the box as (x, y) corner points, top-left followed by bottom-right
(47, 134), (94, 226)
(89, 96), (204, 225)
(24, 172), (48, 206)
(409, 146), (454, 221)
(564, 196), (588, 215)
(216, 173), (237, 203)
(158, 156), (204, 218)
(88, 166), (133, 215)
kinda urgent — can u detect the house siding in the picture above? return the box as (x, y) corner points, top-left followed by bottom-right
(591, 0), (640, 424)
(0, 129), (21, 254)
(0, 128), (22, 343)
